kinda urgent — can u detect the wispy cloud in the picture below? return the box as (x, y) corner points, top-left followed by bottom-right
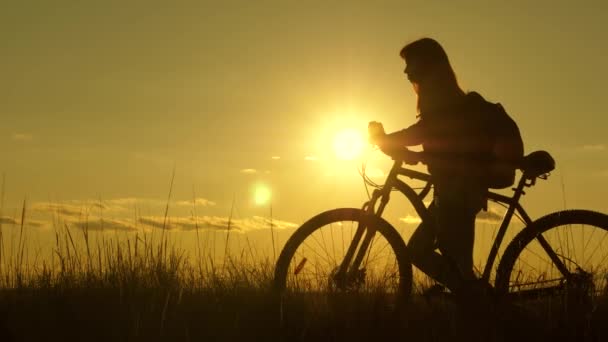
(271, 156), (281, 160)
(581, 144), (606, 151)
(0, 216), (20, 225)
(138, 215), (298, 232)
(234, 216), (298, 231)
(70, 217), (140, 232)
(11, 133), (33, 142)
(28, 197), (295, 233)
(4, 209), (298, 233)
(102, 198), (141, 206)
(174, 198), (216, 207)
(399, 207), (503, 226)
(0, 215), (46, 227)
(99, 198), (160, 212)
(33, 202), (91, 217)
(33, 200), (134, 216)
(32, 197), (216, 216)
(240, 169), (257, 174)
(139, 216), (217, 231)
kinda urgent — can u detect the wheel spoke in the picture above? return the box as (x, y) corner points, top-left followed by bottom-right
(302, 240), (332, 267)
(584, 229), (608, 267)
(319, 225), (331, 264)
(309, 231), (331, 261)
(497, 210), (608, 304)
(275, 208), (410, 309)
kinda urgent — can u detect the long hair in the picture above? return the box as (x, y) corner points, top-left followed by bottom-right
(400, 38), (464, 115)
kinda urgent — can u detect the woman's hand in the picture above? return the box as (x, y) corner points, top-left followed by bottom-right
(368, 121), (386, 145)
(368, 121), (420, 164)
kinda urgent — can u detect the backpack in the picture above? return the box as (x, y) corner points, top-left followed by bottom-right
(482, 100), (524, 189)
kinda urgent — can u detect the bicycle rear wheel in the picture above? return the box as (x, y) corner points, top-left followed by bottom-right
(274, 208), (412, 318)
(496, 210), (608, 306)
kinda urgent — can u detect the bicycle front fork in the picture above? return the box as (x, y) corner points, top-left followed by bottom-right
(333, 189), (390, 289)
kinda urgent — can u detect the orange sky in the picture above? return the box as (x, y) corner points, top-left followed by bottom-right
(1, 1), (607, 256)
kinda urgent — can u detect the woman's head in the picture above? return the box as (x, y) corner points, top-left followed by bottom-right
(399, 38), (463, 114)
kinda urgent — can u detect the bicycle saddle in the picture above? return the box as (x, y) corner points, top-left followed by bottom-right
(520, 150), (555, 178)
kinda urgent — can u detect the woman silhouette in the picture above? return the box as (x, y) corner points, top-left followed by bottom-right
(370, 38), (495, 294)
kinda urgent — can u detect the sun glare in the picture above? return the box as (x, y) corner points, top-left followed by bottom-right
(333, 129), (365, 160)
(254, 185), (271, 205)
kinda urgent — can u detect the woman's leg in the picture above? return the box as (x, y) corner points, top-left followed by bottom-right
(408, 202), (467, 291)
(435, 202), (478, 283)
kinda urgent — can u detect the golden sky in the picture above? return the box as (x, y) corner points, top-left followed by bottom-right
(1, 1), (607, 252)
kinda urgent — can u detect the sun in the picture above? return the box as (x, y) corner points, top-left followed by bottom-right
(254, 184), (271, 205)
(332, 128), (365, 160)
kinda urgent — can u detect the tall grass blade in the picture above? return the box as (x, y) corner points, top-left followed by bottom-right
(17, 198), (27, 284)
(224, 193), (235, 266)
(270, 204), (276, 262)
(0, 173), (5, 270)
(161, 165), (176, 263)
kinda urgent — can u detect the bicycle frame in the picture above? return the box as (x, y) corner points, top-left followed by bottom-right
(336, 157), (570, 288)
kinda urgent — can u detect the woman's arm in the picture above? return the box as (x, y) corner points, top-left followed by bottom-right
(384, 119), (427, 147)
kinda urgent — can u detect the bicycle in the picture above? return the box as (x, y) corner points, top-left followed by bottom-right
(273, 148), (608, 312)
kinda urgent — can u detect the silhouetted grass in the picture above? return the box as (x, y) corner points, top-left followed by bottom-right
(0, 207), (607, 341)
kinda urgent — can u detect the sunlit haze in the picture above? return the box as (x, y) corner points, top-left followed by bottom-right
(333, 128), (365, 160)
(1, 1), (607, 265)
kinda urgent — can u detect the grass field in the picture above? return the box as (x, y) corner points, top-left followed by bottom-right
(0, 209), (607, 342)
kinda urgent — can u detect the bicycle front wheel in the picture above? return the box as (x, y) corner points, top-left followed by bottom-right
(274, 208), (412, 315)
(496, 210), (608, 302)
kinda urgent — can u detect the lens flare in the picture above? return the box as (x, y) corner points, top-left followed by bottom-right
(332, 129), (364, 160)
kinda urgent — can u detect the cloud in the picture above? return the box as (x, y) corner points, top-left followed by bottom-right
(139, 216), (221, 231)
(33, 202), (87, 217)
(29, 199), (296, 233)
(97, 198), (159, 212)
(33, 199), (139, 215)
(15, 205), (298, 233)
(33, 200), (131, 216)
(581, 144), (606, 151)
(70, 218), (140, 232)
(0, 216), (46, 227)
(12, 133), (33, 141)
(399, 207), (503, 226)
(271, 156), (281, 160)
(238, 216), (299, 231)
(138, 215), (298, 232)
(240, 169), (257, 174)
(0, 216), (19, 225)
(103, 198), (141, 206)
(32, 197), (216, 216)
(174, 198), (216, 207)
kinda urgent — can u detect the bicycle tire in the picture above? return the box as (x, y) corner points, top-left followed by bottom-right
(273, 208), (412, 312)
(495, 209), (608, 298)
